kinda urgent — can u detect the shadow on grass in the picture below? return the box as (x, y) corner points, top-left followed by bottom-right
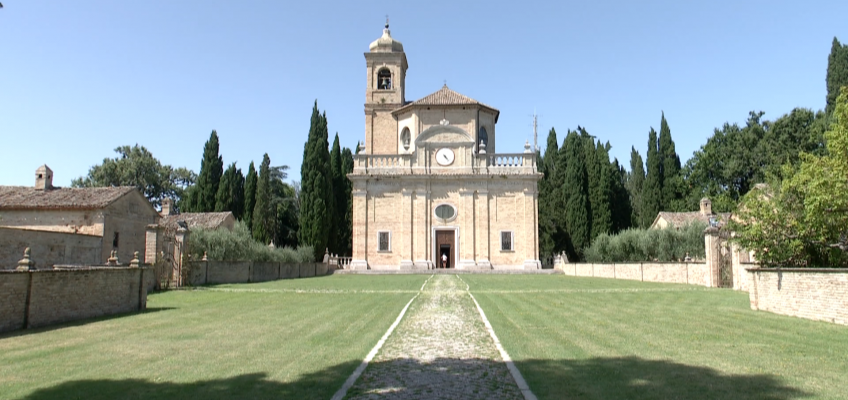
(0, 307), (177, 340)
(515, 356), (810, 400)
(16, 357), (809, 400)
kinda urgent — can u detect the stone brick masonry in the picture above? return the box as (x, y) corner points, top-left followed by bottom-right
(560, 262), (712, 286)
(747, 268), (848, 325)
(0, 267), (149, 333)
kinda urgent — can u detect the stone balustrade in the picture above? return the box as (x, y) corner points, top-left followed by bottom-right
(353, 152), (536, 175)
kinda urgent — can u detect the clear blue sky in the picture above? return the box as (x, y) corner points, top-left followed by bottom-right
(2, 0), (847, 187)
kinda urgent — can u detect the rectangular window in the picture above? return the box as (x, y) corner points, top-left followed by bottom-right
(500, 231), (513, 251)
(113, 232), (120, 248)
(378, 231), (391, 252)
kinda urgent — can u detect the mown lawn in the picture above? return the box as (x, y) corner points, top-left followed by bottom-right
(0, 275), (428, 400)
(465, 274), (848, 400)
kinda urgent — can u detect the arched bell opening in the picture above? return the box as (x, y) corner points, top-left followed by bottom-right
(377, 68), (392, 90)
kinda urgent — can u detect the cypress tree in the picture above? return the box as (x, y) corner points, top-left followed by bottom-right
(626, 147), (646, 228)
(538, 128), (561, 257)
(340, 147), (355, 256)
(642, 128), (663, 228)
(658, 113), (683, 211)
(193, 130), (224, 212)
(329, 134), (345, 254)
(243, 161), (258, 230)
(610, 158), (632, 232)
(215, 162), (245, 219)
(252, 154), (273, 244)
(562, 130), (591, 260)
(827, 37), (848, 115)
(299, 102), (334, 261)
(589, 138), (613, 239)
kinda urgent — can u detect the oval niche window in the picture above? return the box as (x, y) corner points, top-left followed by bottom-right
(434, 204), (457, 221)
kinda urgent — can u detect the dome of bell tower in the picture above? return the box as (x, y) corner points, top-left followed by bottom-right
(369, 21), (404, 53)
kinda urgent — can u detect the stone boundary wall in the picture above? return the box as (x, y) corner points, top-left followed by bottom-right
(0, 267), (149, 334)
(747, 268), (848, 325)
(185, 261), (334, 286)
(559, 262), (714, 286)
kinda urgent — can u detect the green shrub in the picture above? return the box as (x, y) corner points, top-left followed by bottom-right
(584, 222), (707, 262)
(187, 221), (314, 263)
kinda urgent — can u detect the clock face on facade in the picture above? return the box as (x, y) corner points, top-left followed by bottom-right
(436, 148), (455, 166)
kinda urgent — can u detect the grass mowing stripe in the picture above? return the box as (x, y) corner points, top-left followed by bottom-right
(331, 274), (434, 400)
(456, 274), (538, 400)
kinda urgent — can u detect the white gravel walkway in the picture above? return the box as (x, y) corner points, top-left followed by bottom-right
(341, 274), (527, 400)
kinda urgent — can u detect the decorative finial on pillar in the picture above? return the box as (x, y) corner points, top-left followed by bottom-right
(108, 250), (119, 266)
(479, 140), (487, 154)
(524, 140), (532, 153)
(129, 251), (140, 268)
(17, 247), (35, 271)
(385, 15), (389, 29)
(202, 251), (208, 261)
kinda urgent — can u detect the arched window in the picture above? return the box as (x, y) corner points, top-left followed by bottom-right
(401, 127), (411, 151)
(478, 126), (489, 149)
(377, 68), (392, 90)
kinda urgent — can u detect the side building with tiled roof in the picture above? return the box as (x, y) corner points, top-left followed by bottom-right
(157, 199), (235, 231)
(0, 165), (160, 269)
(650, 197), (731, 229)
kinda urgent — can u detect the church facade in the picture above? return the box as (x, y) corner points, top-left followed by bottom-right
(348, 24), (542, 270)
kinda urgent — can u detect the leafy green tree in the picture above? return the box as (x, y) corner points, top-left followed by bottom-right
(328, 133), (346, 255)
(215, 162), (245, 219)
(538, 128), (562, 257)
(188, 130), (224, 212)
(826, 37), (848, 115)
(72, 144), (195, 208)
(733, 88), (848, 267)
(339, 147), (355, 256)
(626, 147), (646, 228)
(243, 162), (258, 231)
(252, 154), (274, 244)
(268, 165), (298, 248)
(642, 128), (663, 228)
(610, 158), (632, 233)
(658, 113), (684, 211)
(561, 130), (591, 260)
(298, 102), (334, 261)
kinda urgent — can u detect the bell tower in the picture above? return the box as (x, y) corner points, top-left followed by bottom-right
(364, 19), (408, 154)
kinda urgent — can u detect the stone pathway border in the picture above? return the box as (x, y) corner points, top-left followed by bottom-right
(456, 275), (538, 400)
(331, 275), (435, 400)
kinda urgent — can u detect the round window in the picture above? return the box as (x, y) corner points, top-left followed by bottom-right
(435, 204), (456, 221)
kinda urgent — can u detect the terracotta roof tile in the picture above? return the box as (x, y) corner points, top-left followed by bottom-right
(655, 211), (732, 227)
(0, 186), (135, 210)
(159, 212), (233, 230)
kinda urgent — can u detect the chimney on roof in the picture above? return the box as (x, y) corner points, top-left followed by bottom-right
(699, 197), (712, 216)
(35, 165), (54, 191)
(160, 198), (175, 216)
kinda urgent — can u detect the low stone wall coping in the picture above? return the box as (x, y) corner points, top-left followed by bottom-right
(746, 268), (848, 273)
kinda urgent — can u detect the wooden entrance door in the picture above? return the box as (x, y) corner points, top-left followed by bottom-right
(435, 230), (455, 269)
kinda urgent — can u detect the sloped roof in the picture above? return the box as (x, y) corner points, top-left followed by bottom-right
(159, 212), (234, 230)
(653, 211), (732, 228)
(0, 186), (136, 210)
(393, 85), (499, 120)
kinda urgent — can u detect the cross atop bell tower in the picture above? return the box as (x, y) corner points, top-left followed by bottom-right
(364, 20), (408, 154)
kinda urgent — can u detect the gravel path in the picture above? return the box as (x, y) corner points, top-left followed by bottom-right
(344, 274), (524, 400)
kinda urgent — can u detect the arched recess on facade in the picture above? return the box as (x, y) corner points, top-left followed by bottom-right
(478, 126), (489, 152)
(400, 127), (411, 151)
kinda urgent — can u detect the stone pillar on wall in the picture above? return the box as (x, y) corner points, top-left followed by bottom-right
(704, 226), (721, 287)
(349, 185), (369, 270)
(458, 189), (476, 269)
(523, 186), (541, 270)
(476, 189), (491, 269)
(413, 186), (430, 269)
(144, 224), (164, 265)
(173, 227), (190, 287)
(399, 188), (414, 269)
